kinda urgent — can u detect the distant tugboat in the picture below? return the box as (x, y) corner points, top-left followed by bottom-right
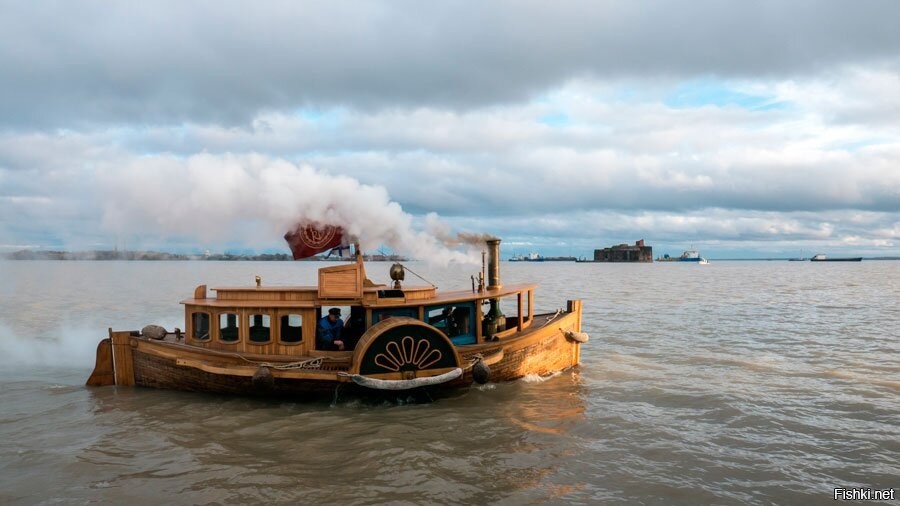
(810, 253), (862, 262)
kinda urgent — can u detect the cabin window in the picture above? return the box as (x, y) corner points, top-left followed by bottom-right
(249, 313), (271, 343)
(219, 312), (239, 343)
(280, 314), (303, 343)
(498, 295), (518, 320)
(316, 305), (354, 351)
(483, 293), (530, 335)
(501, 292), (532, 323)
(426, 303), (476, 345)
(344, 306), (366, 349)
(192, 312), (210, 341)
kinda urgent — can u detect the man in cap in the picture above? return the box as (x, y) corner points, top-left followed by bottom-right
(316, 307), (345, 350)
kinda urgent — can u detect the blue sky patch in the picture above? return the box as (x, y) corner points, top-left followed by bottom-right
(296, 108), (344, 128)
(538, 112), (571, 127)
(665, 79), (783, 111)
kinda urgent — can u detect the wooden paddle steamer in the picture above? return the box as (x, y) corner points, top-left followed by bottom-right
(87, 239), (587, 397)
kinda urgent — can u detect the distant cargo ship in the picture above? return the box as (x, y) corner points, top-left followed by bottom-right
(509, 252), (545, 262)
(657, 249), (707, 263)
(810, 254), (862, 262)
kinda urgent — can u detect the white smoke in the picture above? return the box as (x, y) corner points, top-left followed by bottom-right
(0, 321), (98, 369)
(100, 153), (483, 264)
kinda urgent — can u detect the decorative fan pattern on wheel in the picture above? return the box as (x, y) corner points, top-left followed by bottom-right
(355, 318), (460, 376)
(374, 336), (443, 372)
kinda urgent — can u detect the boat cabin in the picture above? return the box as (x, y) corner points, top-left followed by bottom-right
(181, 259), (537, 357)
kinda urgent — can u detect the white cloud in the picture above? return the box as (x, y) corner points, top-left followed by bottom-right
(0, 4), (898, 258)
(2, 2), (899, 127)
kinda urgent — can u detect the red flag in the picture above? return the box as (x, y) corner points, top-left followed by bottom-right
(284, 223), (345, 260)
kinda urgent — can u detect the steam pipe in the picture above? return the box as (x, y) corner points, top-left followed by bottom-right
(481, 251), (486, 292)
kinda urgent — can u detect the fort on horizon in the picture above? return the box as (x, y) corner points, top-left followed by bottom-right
(593, 240), (653, 263)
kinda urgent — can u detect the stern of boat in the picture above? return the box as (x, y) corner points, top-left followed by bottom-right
(86, 329), (137, 387)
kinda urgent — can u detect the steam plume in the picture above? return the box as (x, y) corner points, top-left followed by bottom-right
(100, 153), (483, 264)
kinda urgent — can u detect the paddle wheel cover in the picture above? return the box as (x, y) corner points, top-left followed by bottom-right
(351, 317), (461, 376)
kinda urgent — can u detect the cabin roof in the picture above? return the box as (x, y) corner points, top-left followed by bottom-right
(374, 283), (537, 307)
(180, 282), (537, 308)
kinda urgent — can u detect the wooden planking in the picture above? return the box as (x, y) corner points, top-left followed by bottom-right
(183, 306), (316, 356)
(131, 349), (347, 397)
(85, 338), (115, 386)
(403, 289), (437, 301)
(484, 313), (580, 380)
(242, 342), (276, 355)
(105, 262), (586, 397)
(284, 292), (317, 301)
(139, 338), (330, 365)
(318, 263), (362, 299)
(528, 289), (534, 321)
(366, 284), (535, 308)
(183, 299), (316, 308)
(517, 292), (523, 331)
(110, 330), (136, 386)
(275, 341), (306, 355)
(568, 299), (583, 364)
(475, 300), (484, 343)
(494, 317), (533, 339)
(225, 292), (282, 301)
(207, 287), (318, 302)
(105, 305), (583, 396)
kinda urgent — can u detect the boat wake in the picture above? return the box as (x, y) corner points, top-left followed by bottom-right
(822, 369), (900, 391)
(520, 371), (563, 383)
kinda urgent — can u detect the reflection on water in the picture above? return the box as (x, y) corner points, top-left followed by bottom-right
(0, 260), (898, 504)
(72, 373), (588, 504)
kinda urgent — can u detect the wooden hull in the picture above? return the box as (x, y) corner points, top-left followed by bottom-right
(87, 302), (585, 399)
(132, 349), (353, 398)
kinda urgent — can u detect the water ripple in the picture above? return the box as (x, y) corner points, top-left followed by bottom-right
(0, 260), (897, 504)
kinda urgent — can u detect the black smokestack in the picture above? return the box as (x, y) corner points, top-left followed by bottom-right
(486, 238), (501, 290)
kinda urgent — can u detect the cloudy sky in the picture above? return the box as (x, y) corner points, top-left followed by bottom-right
(1, 0), (899, 259)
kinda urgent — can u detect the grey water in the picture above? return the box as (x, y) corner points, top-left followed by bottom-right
(0, 259), (897, 505)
